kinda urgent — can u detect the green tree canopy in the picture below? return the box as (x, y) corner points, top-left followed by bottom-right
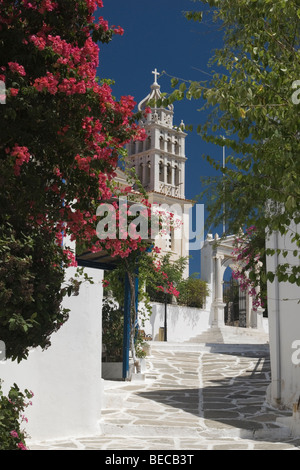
(165, 0), (300, 286)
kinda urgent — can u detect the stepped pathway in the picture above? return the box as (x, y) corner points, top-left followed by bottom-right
(29, 327), (300, 450)
(187, 325), (271, 345)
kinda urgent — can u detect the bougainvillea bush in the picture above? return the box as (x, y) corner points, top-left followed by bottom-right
(0, 0), (148, 361)
(231, 226), (267, 312)
(0, 380), (34, 450)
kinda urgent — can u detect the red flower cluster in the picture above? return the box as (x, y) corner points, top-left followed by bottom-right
(84, 0), (103, 14)
(9, 144), (31, 176)
(33, 71), (59, 94)
(157, 282), (180, 298)
(8, 62), (26, 76)
(21, 0), (58, 13)
(1, 0), (156, 270)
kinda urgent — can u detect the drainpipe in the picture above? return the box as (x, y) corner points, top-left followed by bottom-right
(123, 273), (131, 380)
(273, 231), (282, 405)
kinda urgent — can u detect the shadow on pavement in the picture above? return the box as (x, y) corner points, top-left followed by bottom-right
(138, 346), (294, 441)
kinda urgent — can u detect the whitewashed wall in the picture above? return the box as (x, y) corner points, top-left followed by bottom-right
(143, 302), (210, 342)
(0, 266), (104, 443)
(266, 224), (300, 409)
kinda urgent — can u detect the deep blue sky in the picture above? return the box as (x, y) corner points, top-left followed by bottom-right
(97, 0), (225, 275)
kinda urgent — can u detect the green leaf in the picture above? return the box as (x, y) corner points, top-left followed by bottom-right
(184, 11), (203, 22)
(285, 196), (296, 212)
(179, 82), (187, 93)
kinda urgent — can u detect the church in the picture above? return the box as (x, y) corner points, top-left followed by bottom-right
(119, 69), (194, 278)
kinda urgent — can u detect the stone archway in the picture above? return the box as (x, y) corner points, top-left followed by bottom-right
(201, 233), (264, 330)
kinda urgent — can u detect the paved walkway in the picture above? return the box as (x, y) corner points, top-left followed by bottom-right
(28, 327), (300, 451)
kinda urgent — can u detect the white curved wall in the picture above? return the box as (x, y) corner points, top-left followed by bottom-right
(0, 267), (104, 443)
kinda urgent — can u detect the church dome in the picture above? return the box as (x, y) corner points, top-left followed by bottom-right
(138, 69), (174, 113)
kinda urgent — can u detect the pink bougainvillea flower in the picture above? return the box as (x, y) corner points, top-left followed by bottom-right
(17, 442), (28, 450)
(10, 88), (19, 96)
(8, 62), (26, 76)
(10, 144), (31, 176)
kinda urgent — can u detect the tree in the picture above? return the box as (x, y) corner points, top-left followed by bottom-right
(101, 298), (124, 362)
(231, 226), (267, 312)
(102, 209), (182, 365)
(0, 0), (147, 361)
(177, 275), (209, 309)
(145, 253), (185, 304)
(165, 0), (300, 287)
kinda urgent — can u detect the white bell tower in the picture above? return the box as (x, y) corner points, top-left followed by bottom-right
(126, 69), (192, 277)
(126, 69), (187, 199)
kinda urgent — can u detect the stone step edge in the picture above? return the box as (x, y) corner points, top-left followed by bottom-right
(149, 342), (269, 352)
(99, 422), (210, 438)
(98, 420), (292, 441)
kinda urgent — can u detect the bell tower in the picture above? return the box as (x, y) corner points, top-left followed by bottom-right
(125, 69), (192, 278)
(126, 69), (187, 199)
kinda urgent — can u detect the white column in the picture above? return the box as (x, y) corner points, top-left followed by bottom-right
(246, 288), (253, 328)
(212, 252), (226, 327)
(180, 136), (185, 157)
(215, 255), (223, 301)
(180, 163), (185, 198)
(171, 164), (175, 187)
(251, 261), (265, 330)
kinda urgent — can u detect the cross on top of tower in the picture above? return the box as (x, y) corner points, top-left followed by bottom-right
(152, 68), (160, 84)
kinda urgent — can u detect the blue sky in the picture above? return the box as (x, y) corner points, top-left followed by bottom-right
(97, 0), (225, 275)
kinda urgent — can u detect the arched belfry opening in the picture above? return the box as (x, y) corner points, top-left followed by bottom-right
(159, 161), (164, 182)
(146, 136), (151, 151)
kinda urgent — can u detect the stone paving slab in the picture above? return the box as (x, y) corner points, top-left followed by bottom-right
(27, 335), (300, 451)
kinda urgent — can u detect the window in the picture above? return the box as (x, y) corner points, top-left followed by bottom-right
(146, 160), (151, 184)
(166, 228), (174, 251)
(175, 165), (179, 186)
(139, 163), (143, 183)
(160, 136), (164, 150)
(138, 141), (143, 153)
(167, 163), (172, 184)
(159, 161), (164, 182)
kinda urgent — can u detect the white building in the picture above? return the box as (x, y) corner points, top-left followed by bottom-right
(266, 223), (300, 412)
